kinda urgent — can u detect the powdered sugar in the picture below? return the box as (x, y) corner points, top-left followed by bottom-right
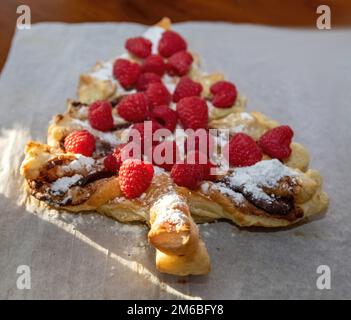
(138, 192), (146, 200)
(152, 193), (188, 227)
(240, 112), (254, 121)
(90, 60), (115, 81)
(213, 130), (230, 148)
(89, 57), (137, 96)
(77, 107), (88, 118)
(153, 165), (165, 175)
(212, 182), (245, 203)
(200, 182), (210, 194)
(163, 74), (177, 94)
(62, 155), (95, 172)
(71, 118), (121, 146)
(154, 209), (187, 227)
(230, 124), (246, 134)
(50, 174), (82, 195)
(143, 26), (164, 54)
(113, 113), (128, 125)
(226, 159), (297, 202)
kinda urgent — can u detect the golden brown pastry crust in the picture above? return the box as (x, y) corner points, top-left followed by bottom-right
(20, 17), (328, 276)
(21, 138), (328, 227)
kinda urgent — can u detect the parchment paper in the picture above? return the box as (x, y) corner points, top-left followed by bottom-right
(0, 22), (350, 300)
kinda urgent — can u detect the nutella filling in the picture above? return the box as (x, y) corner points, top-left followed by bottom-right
(220, 175), (296, 217)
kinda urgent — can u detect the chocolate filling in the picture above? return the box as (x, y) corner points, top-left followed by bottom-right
(71, 101), (88, 108)
(76, 171), (114, 187)
(49, 170), (114, 196)
(46, 159), (64, 169)
(30, 169), (115, 207)
(113, 123), (131, 131)
(220, 176), (296, 217)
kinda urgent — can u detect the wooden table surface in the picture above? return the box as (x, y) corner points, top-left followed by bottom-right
(1, 0), (350, 72)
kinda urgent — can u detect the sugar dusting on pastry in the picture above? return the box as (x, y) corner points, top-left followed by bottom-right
(90, 60), (115, 81)
(71, 118), (122, 146)
(62, 155), (95, 172)
(143, 26), (164, 53)
(153, 165), (165, 176)
(89, 55), (137, 95)
(152, 193), (189, 227)
(50, 174), (82, 195)
(227, 159), (297, 202)
(212, 182), (245, 203)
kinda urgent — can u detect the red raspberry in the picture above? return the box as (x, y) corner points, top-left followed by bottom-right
(113, 58), (140, 89)
(186, 150), (217, 181)
(125, 37), (152, 59)
(171, 163), (203, 190)
(167, 51), (193, 77)
(88, 100), (114, 132)
(117, 92), (149, 122)
(173, 76), (202, 102)
(210, 80), (238, 108)
(185, 130), (215, 157)
(210, 81), (236, 95)
(202, 161), (217, 181)
(64, 130), (95, 157)
(119, 159), (154, 199)
(176, 96), (208, 130)
(158, 30), (187, 58)
(104, 143), (141, 173)
(145, 82), (171, 109)
(104, 143), (126, 173)
(151, 105), (178, 132)
(258, 125), (294, 160)
(141, 54), (166, 76)
(129, 121), (162, 153)
(136, 72), (161, 91)
(104, 153), (119, 173)
(225, 133), (262, 167)
(152, 140), (179, 171)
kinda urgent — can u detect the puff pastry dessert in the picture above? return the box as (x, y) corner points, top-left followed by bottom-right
(20, 18), (328, 276)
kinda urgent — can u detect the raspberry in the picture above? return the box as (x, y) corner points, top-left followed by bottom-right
(167, 51), (193, 76)
(88, 100), (114, 132)
(258, 125), (294, 160)
(141, 54), (166, 76)
(125, 37), (152, 59)
(151, 105), (178, 132)
(186, 150), (217, 181)
(210, 80), (238, 108)
(104, 153), (119, 173)
(129, 121), (162, 153)
(225, 133), (262, 167)
(145, 82), (171, 109)
(113, 58), (140, 89)
(202, 161), (217, 181)
(104, 143), (141, 173)
(136, 72), (161, 91)
(185, 130), (215, 157)
(158, 30), (187, 58)
(171, 163), (203, 190)
(152, 140), (179, 171)
(173, 76), (202, 102)
(64, 130), (95, 157)
(119, 159), (154, 199)
(176, 96), (208, 130)
(117, 92), (149, 122)
(104, 143), (126, 173)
